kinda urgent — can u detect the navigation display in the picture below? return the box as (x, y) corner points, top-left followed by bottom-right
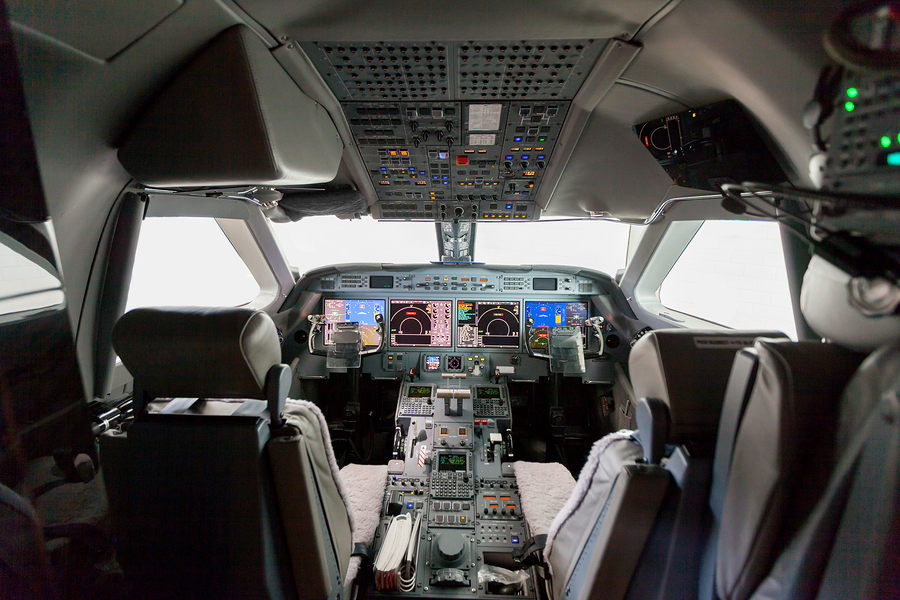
(525, 301), (589, 350)
(438, 453), (467, 472)
(457, 300), (520, 349)
(389, 300), (453, 347)
(324, 299), (385, 346)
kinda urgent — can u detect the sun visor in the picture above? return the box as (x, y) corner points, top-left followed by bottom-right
(118, 25), (342, 188)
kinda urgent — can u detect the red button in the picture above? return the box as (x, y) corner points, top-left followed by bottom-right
(456, 155), (469, 165)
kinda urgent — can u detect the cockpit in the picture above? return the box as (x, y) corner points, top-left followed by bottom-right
(1, 1), (899, 599)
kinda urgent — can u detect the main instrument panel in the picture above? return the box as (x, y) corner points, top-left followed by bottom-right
(285, 265), (631, 384)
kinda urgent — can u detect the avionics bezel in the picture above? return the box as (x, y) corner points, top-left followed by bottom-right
(456, 299), (521, 350)
(525, 300), (590, 350)
(388, 299), (453, 348)
(322, 298), (386, 347)
(437, 452), (468, 472)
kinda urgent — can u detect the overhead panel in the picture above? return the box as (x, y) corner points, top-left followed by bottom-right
(300, 40), (606, 221)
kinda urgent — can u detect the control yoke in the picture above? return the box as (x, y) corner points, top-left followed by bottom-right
(524, 315), (606, 363)
(307, 312), (386, 365)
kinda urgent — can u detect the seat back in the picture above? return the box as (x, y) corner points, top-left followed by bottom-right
(548, 329), (787, 600)
(101, 307), (352, 600)
(713, 340), (864, 600)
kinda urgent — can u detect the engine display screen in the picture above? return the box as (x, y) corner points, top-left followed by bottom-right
(389, 300), (453, 347)
(424, 355), (442, 371)
(525, 301), (589, 350)
(323, 299), (385, 346)
(438, 453), (468, 472)
(457, 300), (520, 349)
(407, 386), (433, 398)
(476, 386), (501, 400)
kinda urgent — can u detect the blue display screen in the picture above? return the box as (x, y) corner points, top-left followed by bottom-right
(325, 299), (384, 325)
(524, 302), (588, 327)
(323, 299), (385, 346)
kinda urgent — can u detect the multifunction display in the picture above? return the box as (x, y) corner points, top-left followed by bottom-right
(476, 386), (502, 400)
(525, 301), (588, 350)
(323, 299), (385, 346)
(457, 300), (520, 349)
(407, 386), (433, 398)
(389, 300), (453, 347)
(438, 453), (468, 472)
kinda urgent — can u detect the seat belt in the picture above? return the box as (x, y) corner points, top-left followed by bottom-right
(699, 349), (760, 600)
(761, 389), (900, 600)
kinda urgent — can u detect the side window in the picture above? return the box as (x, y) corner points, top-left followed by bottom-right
(0, 236), (65, 316)
(126, 217), (260, 311)
(659, 220), (797, 339)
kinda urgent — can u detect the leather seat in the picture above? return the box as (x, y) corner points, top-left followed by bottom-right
(713, 256), (900, 600)
(518, 328), (787, 600)
(100, 307), (361, 599)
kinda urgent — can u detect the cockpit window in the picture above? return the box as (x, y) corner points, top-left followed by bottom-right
(272, 216), (631, 277)
(0, 237), (65, 316)
(126, 217), (260, 311)
(273, 217), (443, 276)
(475, 220), (630, 275)
(659, 220), (798, 339)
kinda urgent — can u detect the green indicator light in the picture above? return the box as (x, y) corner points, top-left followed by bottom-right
(897, 132), (900, 144)
(847, 87), (858, 98)
(845, 101), (855, 112)
(538, 137), (546, 142)
(888, 152), (900, 166)
(881, 136), (892, 148)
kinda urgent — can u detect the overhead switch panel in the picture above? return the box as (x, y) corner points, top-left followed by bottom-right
(300, 40), (604, 221)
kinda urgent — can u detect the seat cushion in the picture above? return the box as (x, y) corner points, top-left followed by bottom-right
(339, 463), (388, 585)
(544, 431), (642, 561)
(513, 461), (577, 537)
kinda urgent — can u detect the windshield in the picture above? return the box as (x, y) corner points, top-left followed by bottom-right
(272, 217), (631, 278)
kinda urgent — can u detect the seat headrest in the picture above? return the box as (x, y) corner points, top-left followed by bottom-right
(801, 255), (900, 353)
(629, 329), (789, 444)
(113, 307), (281, 400)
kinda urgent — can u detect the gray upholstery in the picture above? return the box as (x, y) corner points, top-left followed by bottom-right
(270, 401), (354, 598)
(629, 329), (788, 444)
(801, 256), (900, 353)
(748, 342), (900, 600)
(117, 25), (342, 187)
(113, 307), (281, 400)
(715, 340), (865, 600)
(105, 307), (356, 599)
(545, 432), (644, 598)
(543, 329), (783, 600)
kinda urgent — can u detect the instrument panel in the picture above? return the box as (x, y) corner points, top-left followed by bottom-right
(286, 265), (631, 384)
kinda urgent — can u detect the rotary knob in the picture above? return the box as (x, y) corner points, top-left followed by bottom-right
(436, 533), (465, 564)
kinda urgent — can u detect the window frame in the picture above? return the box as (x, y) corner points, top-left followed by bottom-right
(141, 194), (295, 311)
(630, 218), (797, 333)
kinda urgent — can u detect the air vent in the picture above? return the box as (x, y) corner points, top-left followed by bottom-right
(579, 282), (592, 293)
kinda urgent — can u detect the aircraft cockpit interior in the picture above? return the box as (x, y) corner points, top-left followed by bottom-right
(1, 1), (899, 599)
